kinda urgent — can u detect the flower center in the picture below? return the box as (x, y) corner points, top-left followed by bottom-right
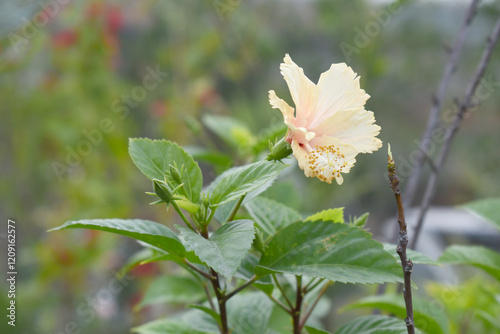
(308, 145), (348, 183)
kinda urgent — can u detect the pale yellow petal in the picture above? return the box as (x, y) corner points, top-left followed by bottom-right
(280, 54), (317, 122)
(311, 108), (382, 153)
(308, 63), (369, 128)
(290, 139), (312, 176)
(269, 90), (294, 123)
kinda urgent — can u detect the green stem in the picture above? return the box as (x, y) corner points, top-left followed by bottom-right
(226, 194), (246, 223)
(267, 294), (292, 314)
(303, 278), (324, 294)
(223, 275), (258, 301)
(172, 201), (197, 232)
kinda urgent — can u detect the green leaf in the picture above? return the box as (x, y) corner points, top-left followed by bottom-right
(335, 315), (423, 334)
(202, 114), (257, 151)
(439, 245), (500, 281)
(305, 208), (344, 223)
(343, 294), (447, 334)
(245, 197), (302, 237)
(132, 319), (216, 334)
(351, 212), (369, 228)
(119, 248), (157, 276)
(184, 146), (233, 172)
(227, 292), (274, 334)
(182, 308), (221, 333)
(50, 219), (185, 257)
(187, 305), (222, 326)
(176, 220), (255, 280)
(306, 326), (331, 334)
(129, 138), (203, 202)
(207, 160), (287, 208)
(256, 220), (402, 284)
(382, 243), (439, 266)
(460, 197), (500, 232)
(137, 276), (205, 310)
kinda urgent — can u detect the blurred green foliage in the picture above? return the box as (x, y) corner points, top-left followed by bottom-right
(1, 0), (500, 333)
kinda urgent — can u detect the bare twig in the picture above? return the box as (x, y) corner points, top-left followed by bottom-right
(388, 146), (415, 334)
(403, 0), (481, 206)
(411, 15), (500, 249)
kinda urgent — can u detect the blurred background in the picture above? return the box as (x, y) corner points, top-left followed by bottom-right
(1, 0), (499, 333)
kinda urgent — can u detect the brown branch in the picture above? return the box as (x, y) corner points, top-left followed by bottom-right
(403, 0), (481, 206)
(388, 146), (415, 334)
(292, 275), (304, 334)
(411, 14), (500, 249)
(299, 281), (332, 332)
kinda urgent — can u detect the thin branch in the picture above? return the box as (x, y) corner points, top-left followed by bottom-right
(299, 281), (332, 331)
(223, 275), (258, 301)
(226, 194), (246, 223)
(203, 282), (217, 311)
(303, 278), (324, 294)
(404, 0), (481, 206)
(267, 293), (293, 314)
(272, 274), (294, 309)
(411, 15), (500, 249)
(182, 259), (212, 280)
(388, 147), (415, 334)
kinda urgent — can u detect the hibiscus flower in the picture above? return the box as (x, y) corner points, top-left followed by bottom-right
(269, 54), (382, 184)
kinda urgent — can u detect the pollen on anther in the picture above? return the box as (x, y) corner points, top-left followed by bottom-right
(307, 144), (348, 183)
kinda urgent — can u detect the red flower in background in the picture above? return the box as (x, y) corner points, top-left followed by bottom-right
(52, 29), (78, 48)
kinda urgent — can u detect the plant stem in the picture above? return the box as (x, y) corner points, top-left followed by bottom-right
(303, 278), (324, 294)
(267, 294), (292, 314)
(182, 259), (212, 280)
(299, 281), (332, 331)
(226, 194), (246, 223)
(200, 228), (229, 334)
(411, 15), (500, 249)
(223, 275), (258, 301)
(203, 282), (217, 311)
(272, 274), (294, 309)
(388, 149), (415, 334)
(172, 201), (197, 232)
(292, 275), (304, 334)
(209, 268), (229, 334)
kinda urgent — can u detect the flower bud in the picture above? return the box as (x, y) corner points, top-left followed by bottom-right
(266, 137), (292, 161)
(153, 179), (175, 204)
(169, 164), (183, 184)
